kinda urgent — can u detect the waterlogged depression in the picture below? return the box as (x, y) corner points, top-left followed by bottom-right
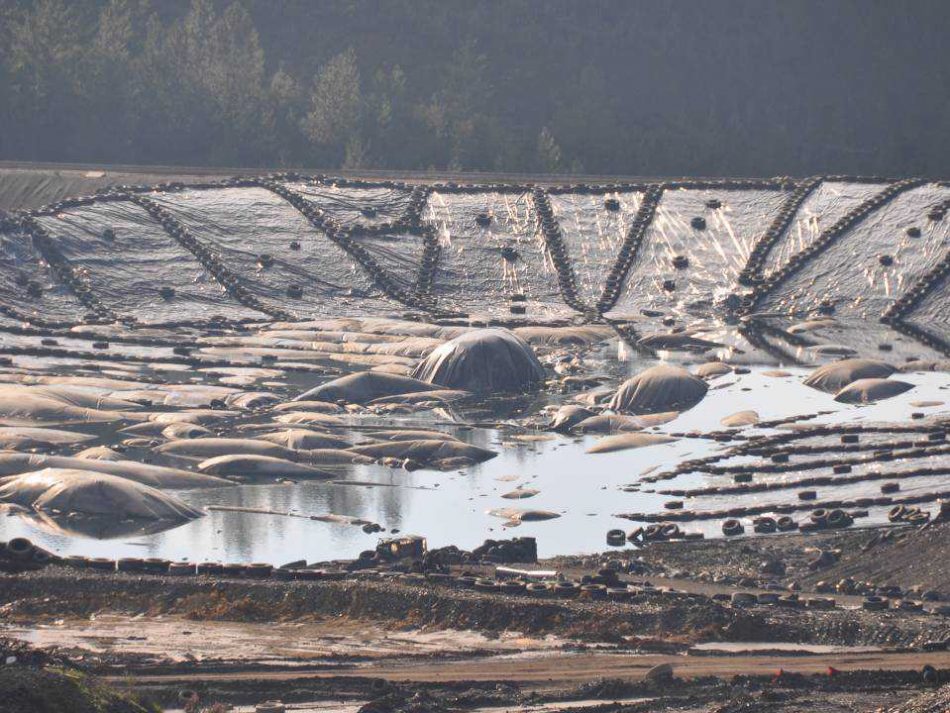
(0, 171), (946, 569)
(0, 355), (945, 565)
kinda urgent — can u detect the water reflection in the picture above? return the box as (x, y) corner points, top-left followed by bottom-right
(23, 511), (184, 539)
(0, 367), (946, 565)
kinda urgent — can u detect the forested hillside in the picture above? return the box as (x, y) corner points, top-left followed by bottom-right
(0, 0), (946, 176)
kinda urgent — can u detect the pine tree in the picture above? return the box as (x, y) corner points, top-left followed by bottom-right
(536, 126), (563, 174)
(302, 48), (363, 163)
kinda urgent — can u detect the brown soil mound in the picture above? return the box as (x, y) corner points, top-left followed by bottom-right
(886, 683), (950, 713)
(802, 522), (950, 592)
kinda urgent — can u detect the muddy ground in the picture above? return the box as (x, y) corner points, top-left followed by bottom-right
(3, 524), (950, 711)
(588, 519), (950, 595)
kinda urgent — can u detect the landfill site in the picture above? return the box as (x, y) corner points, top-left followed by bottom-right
(0, 164), (948, 712)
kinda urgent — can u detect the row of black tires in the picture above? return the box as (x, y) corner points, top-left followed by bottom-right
(530, 188), (587, 313)
(130, 193), (294, 321)
(745, 178), (926, 312)
(19, 215), (117, 322)
(641, 427), (948, 485)
(658, 465), (949, 499)
(621, 492), (947, 524)
(259, 179), (441, 315)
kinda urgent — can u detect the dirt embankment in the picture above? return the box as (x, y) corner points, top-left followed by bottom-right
(0, 567), (741, 644)
(116, 666), (950, 713)
(0, 161), (665, 212)
(569, 523), (950, 595)
(798, 522), (950, 592)
(886, 683), (950, 713)
(0, 166), (219, 211)
(3, 563), (948, 651)
(3, 569), (950, 712)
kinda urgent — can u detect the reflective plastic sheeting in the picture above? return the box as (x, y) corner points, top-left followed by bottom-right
(424, 191), (570, 319)
(607, 188), (789, 319)
(151, 187), (400, 318)
(0, 228), (87, 323)
(759, 184), (950, 319)
(759, 181), (888, 279)
(284, 182), (414, 227)
(35, 202), (261, 323)
(549, 191), (644, 306)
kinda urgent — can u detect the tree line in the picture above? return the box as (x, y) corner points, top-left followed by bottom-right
(0, 0), (947, 177)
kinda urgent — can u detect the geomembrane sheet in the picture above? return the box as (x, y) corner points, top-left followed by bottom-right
(759, 181), (889, 279)
(348, 232), (426, 294)
(0, 228), (87, 323)
(757, 318), (947, 366)
(549, 191), (644, 307)
(423, 191), (573, 319)
(607, 188), (789, 320)
(35, 201), (263, 323)
(283, 182), (414, 228)
(903, 266), (950, 346)
(757, 184), (950, 320)
(151, 188), (402, 318)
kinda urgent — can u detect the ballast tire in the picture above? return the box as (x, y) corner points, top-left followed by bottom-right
(554, 581), (580, 597)
(581, 584), (607, 599)
(607, 587), (631, 601)
(722, 519), (744, 537)
(500, 580), (525, 594)
(827, 509), (852, 529)
(6, 537), (34, 561)
(143, 558), (170, 574)
(753, 517), (777, 534)
(776, 516), (798, 532)
(117, 557), (146, 573)
(661, 522), (681, 539)
(606, 529), (627, 547)
(246, 563), (273, 579)
(474, 577), (498, 592)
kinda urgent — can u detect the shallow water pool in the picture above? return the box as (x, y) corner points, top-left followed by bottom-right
(1, 367), (945, 566)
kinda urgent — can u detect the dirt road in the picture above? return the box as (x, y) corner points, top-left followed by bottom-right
(111, 649), (950, 686)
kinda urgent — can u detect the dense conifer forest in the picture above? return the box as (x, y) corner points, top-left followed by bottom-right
(0, 0), (946, 176)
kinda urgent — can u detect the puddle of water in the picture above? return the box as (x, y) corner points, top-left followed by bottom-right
(0, 367), (946, 565)
(691, 642), (881, 654)
(6, 618), (565, 663)
(474, 700), (652, 713)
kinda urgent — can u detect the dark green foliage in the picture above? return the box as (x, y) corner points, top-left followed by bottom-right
(0, 0), (946, 176)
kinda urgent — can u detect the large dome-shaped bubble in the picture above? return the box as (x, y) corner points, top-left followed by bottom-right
(608, 364), (708, 415)
(412, 328), (546, 394)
